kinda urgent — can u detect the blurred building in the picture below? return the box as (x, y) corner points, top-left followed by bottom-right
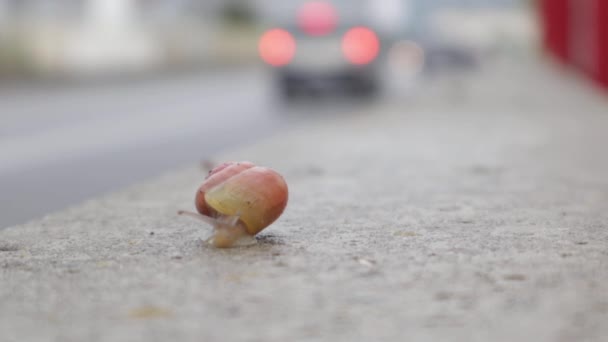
(0, 0), (226, 77)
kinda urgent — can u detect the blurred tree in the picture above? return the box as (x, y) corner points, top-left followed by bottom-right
(221, 1), (255, 27)
(0, 36), (32, 77)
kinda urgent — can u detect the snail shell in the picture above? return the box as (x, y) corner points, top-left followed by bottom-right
(180, 162), (288, 248)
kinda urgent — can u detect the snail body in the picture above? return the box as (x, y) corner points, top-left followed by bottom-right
(179, 162), (288, 248)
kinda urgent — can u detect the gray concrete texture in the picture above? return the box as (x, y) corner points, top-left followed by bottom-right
(1, 60), (608, 342)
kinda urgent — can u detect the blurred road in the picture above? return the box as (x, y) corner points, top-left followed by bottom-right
(0, 54), (539, 229)
(0, 68), (324, 228)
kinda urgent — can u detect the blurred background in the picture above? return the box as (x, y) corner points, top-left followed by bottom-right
(0, 0), (606, 228)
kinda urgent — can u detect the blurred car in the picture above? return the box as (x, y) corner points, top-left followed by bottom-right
(403, 30), (480, 75)
(423, 42), (479, 73)
(258, 2), (382, 99)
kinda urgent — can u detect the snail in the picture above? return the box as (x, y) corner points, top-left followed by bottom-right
(178, 161), (288, 248)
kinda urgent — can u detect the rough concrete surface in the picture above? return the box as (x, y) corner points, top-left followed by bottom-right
(1, 61), (608, 342)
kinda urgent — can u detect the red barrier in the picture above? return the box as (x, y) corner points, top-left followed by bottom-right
(540, 0), (569, 63)
(569, 0), (597, 75)
(569, 0), (608, 88)
(541, 0), (608, 89)
(597, 0), (608, 87)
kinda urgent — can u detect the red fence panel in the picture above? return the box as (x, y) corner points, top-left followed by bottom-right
(541, 0), (608, 89)
(569, 0), (608, 88)
(540, 0), (569, 63)
(569, 0), (597, 76)
(597, 0), (608, 87)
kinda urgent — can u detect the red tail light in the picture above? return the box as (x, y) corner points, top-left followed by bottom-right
(342, 27), (380, 65)
(258, 29), (296, 67)
(297, 1), (337, 36)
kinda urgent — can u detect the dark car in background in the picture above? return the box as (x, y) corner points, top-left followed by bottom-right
(258, 1), (382, 99)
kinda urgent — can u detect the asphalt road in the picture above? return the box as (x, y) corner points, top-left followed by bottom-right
(0, 67), (361, 229)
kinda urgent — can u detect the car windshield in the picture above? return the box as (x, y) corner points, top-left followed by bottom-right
(286, 24), (352, 38)
(259, 0), (369, 27)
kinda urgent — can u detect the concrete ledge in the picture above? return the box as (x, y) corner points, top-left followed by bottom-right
(1, 61), (608, 341)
